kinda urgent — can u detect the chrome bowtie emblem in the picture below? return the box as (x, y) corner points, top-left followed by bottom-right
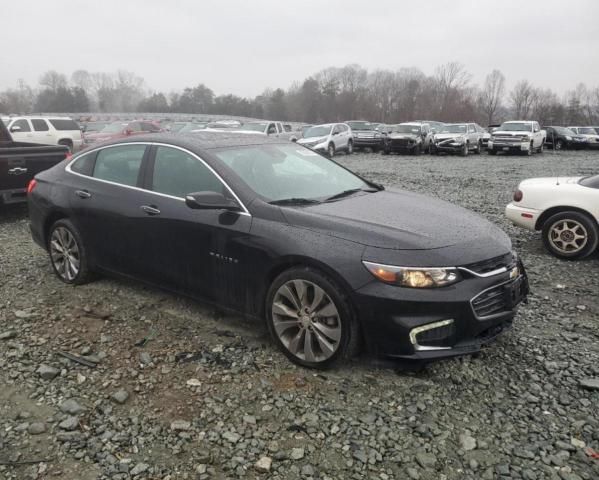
(8, 167), (28, 176)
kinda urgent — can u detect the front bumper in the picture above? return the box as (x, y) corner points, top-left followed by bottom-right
(435, 142), (465, 153)
(385, 141), (420, 152)
(505, 203), (541, 231)
(352, 262), (528, 360)
(354, 137), (382, 148)
(488, 140), (530, 153)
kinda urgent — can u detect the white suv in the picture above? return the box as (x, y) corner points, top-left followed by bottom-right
(6, 116), (84, 152)
(297, 123), (353, 156)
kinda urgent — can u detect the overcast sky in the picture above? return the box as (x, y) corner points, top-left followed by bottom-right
(2, 0), (598, 97)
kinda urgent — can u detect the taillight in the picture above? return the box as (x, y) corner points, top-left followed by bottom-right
(27, 179), (37, 195)
(65, 152), (73, 160)
(513, 189), (523, 202)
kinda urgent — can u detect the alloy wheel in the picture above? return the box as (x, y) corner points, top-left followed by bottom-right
(548, 219), (588, 254)
(50, 227), (81, 281)
(271, 280), (342, 363)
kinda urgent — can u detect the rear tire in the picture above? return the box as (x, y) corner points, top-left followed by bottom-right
(537, 142), (544, 154)
(265, 267), (361, 368)
(475, 140), (482, 154)
(542, 211), (598, 260)
(58, 140), (73, 153)
(48, 219), (93, 285)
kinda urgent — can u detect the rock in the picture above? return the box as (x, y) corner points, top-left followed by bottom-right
(579, 378), (599, 390)
(76, 373), (86, 384)
(130, 463), (149, 476)
(0, 330), (16, 340)
(56, 431), (83, 442)
(170, 420), (191, 431)
(570, 437), (585, 448)
(222, 431), (241, 443)
(301, 464), (315, 476)
(15, 310), (34, 318)
(27, 422), (46, 435)
(255, 456), (272, 473)
(459, 433), (477, 451)
(139, 352), (152, 365)
(415, 451), (436, 468)
(111, 389), (129, 404)
(37, 364), (60, 380)
(291, 447), (305, 460)
(243, 415), (257, 425)
(407, 467), (420, 479)
(59, 399), (85, 415)
(186, 378), (202, 387)
(59, 416), (79, 431)
(353, 450), (368, 463)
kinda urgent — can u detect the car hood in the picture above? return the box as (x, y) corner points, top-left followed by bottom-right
(434, 133), (465, 141)
(492, 130), (531, 136)
(387, 133), (420, 140)
(280, 189), (511, 263)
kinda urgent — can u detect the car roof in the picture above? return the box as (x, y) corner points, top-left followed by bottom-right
(10, 115), (74, 120)
(80, 132), (288, 154)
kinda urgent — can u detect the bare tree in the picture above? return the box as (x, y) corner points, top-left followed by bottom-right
(39, 70), (68, 91)
(510, 80), (536, 119)
(434, 62), (472, 120)
(478, 69), (505, 125)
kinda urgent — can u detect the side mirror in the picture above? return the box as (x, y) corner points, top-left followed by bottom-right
(10, 125), (22, 133)
(185, 191), (241, 211)
(333, 131), (339, 136)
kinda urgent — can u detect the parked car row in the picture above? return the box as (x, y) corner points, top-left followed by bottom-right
(4, 116), (84, 152)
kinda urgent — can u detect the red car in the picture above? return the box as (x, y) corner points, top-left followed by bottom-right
(84, 120), (162, 146)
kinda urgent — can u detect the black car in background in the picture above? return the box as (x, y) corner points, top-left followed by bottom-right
(28, 133), (528, 368)
(345, 121), (383, 152)
(543, 126), (587, 150)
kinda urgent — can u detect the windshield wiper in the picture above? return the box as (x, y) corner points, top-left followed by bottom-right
(269, 198), (321, 206)
(324, 187), (378, 202)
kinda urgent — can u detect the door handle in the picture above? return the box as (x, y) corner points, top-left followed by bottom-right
(140, 205), (161, 216)
(75, 190), (91, 199)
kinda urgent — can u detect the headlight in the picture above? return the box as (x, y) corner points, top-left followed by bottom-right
(374, 132), (380, 138)
(565, 136), (572, 140)
(363, 261), (462, 288)
(520, 135), (530, 142)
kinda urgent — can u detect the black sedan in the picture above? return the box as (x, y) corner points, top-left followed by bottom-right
(28, 133), (528, 368)
(543, 126), (587, 150)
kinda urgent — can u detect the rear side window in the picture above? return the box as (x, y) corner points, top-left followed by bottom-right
(31, 119), (49, 131)
(93, 145), (146, 187)
(49, 119), (79, 131)
(70, 152), (95, 176)
(12, 119), (31, 132)
(151, 146), (223, 198)
(141, 122), (158, 132)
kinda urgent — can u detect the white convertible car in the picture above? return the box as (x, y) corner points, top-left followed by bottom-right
(506, 174), (599, 259)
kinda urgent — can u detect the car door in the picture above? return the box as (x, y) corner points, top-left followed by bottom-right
(331, 124), (342, 150)
(136, 144), (252, 306)
(8, 119), (34, 143)
(30, 119), (55, 145)
(67, 143), (150, 275)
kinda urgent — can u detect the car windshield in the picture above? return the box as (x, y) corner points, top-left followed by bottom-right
(578, 127), (597, 135)
(303, 125), (332, 138)
(213, 144), (369, 202)
(441, 124), (467, 133)
(392, 125), (421, 134)
(499, 122), (532, 132)
(100, 123), (127, 133)
(347, 121), (373, 131)
(240, 122), (268, 133)
(579, 174), (599, 189)
(552, 127), (575, 135)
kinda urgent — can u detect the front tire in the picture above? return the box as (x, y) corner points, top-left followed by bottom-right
(327, 143), (335, 157)
(346, 140), (353, 155)
(537, 141), (544, 154)
(488, 148), (497, 155)
(48, 219), (93, 284)
(460, 143), (469, 156)
(266, 267), (361, 368)
(542, 211), (599, 260)
(555, 139), (563, 150)
(413, 144), (421, 156)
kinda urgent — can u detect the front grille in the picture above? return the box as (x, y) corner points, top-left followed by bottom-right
(493, 136), (522, 143)
(463, 252), (513, 275)
(391, 139), (410, 146)
(416, 322), (455, 346)
(471, 284), (508, 318)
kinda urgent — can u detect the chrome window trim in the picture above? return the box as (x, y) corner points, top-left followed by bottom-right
(65, 141), (251, 217)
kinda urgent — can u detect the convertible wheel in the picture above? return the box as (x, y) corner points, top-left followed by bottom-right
(266, 267), (360, 368)
(542, 211), (599, 260)
(48, 219), (93, 284)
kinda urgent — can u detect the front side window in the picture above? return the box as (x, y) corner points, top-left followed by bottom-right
(214, 144), (368, 202)
(12, 119), (31, 132)
(32, 119), (49, 131)
(93, 145), (146, 187)
(151, 146), (223, 198)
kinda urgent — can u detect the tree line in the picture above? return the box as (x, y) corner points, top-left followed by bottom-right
(1, 63), (598, 127)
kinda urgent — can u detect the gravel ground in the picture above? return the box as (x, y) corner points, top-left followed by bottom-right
(1, 149), (598, 480)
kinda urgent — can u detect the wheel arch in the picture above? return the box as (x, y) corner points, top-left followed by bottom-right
(43, 209), (70, 246)
(535, 205), (598, 231)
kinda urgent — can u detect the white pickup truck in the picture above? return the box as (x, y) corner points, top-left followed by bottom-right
(236, 121), (299, 142)
(487, 121), (546, 156)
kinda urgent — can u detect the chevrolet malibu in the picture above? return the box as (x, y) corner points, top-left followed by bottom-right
(28, 133), (528, 368)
